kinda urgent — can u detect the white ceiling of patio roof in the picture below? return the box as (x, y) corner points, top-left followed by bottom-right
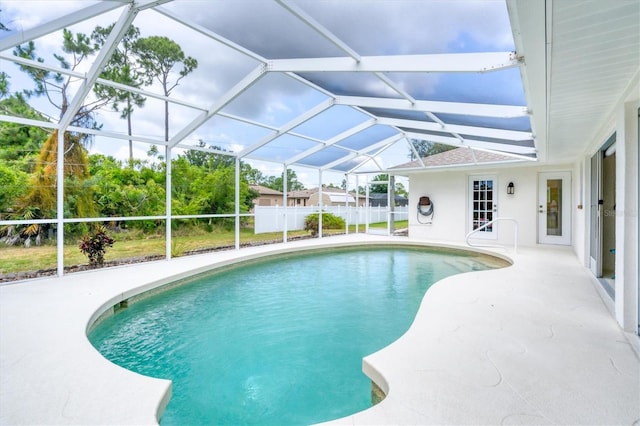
(512, 0), (639, 165)
(8, 0), (631, 174)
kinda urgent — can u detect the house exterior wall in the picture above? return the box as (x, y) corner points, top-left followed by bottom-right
(614, 88), (639, 331)
(308, 193), (332, 206)
(578, 75), (638, 332)
(617, 98), (639, 331)
(407, 75), (639, 333)
(287, 197), (309, 207)
(408, 165), (573, 248)
(254, 194), (284, 207)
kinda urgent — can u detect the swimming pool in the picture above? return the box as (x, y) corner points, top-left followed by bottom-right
(89, 246), (505, 425)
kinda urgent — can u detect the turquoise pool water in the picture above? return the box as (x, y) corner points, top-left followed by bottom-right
(89, 246), (502, 425)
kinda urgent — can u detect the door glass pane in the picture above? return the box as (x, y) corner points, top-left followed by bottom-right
(547, 179), (562, 236)
(472, 179), (494, 232)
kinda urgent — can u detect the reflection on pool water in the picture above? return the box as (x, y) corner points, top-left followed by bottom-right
(89, 246), (505, 425)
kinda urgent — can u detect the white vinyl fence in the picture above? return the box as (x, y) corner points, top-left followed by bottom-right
(254, 205), (409, 234)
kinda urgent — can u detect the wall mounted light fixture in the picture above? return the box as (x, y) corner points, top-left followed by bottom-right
(507, 182), (515, 195)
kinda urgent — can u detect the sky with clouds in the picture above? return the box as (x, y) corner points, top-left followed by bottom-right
(1, 0), (525, 187)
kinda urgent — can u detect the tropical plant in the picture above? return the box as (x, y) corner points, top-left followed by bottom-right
(10, 28), (114, 244)
(78, 225), (115, 266)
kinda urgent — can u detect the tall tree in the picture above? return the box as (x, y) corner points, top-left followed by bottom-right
(0, 94), (49, 166)
(409, 138), (455, 160)
(135, 36), (198, 143)
(92, 24), (146, 162)
(183, 140), (234, 169)
(241, 162), (264, 185)
(10, 28), (111, 243)
(369, 174), (407, 197)
(369, 174), (389, 194)
(263, 168), (305, 192)
(0, 70), (8, 100)
(0, 9), (8, 98)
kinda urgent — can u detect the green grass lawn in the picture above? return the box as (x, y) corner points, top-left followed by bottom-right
(0, 221), (408, 276)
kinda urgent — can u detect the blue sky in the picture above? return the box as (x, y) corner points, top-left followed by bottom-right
(1, 0), (524, 187)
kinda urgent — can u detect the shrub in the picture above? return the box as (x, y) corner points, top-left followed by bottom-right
(303, 212), (345, 236)
(79, 225), (115, 267)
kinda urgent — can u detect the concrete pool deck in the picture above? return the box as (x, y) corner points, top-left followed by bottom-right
(0, 234), (638, 425)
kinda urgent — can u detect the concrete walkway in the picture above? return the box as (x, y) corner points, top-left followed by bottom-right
(1, 235), (638, 425)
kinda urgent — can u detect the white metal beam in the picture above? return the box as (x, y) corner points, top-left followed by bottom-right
(335, 95), (529, 118)
(0, 53), (208, 112)
(378, 117), (533, 141)
(67, 125), (167, 145)
(275, 0), (361, 62)
(0, 114), (168, 146)
(321, 133), (404, 171)
(175, 143), (238, 158)
(360, 135), (404, 171)
(0, 1), (127, 51)
(154, 5), (267, 63)
(217, 111), (279, 131)
(58, 5), (139, 130)
(269, 52), (520, 73)
(0, 53), (85, 78)
(238, 98), (334, 157)
(320, 152), (360, 172)
(285, 118), (377, 164)
(0, 114), (58, 130)
(169, 64), (268, 148)
(403, 130), (537, 157)
(348, 154), (384, 174)
(132, 0), (174, 12)
(406, 138), (426, 168)
(373, 72), (416, 102)
(216, 111), (326, 146)
(95, 77), (207, 111)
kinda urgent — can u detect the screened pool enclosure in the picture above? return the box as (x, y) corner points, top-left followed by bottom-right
(0, 1), (535, 278)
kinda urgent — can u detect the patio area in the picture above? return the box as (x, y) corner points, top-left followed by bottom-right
(1, 234), (638, 425)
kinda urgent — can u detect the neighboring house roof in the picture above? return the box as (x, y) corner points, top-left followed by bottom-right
(391, 147), (521, 171)
(250, 185), (283, 196)
(368, 193), (407, 200)
(287, 189), (313, 198)
(307, 187), (365, 198)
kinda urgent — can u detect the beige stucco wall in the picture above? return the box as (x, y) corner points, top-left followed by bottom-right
(255, 194), (284, 207)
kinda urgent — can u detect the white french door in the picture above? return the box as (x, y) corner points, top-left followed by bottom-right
(538, 172), (571, 245)
(469, 176), (497, 240)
